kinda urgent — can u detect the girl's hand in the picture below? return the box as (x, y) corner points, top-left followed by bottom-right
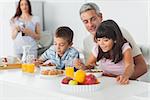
(73, 58), (85, 69)
(116, 75), (129, 85)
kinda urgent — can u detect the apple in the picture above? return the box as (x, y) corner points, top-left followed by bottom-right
(83, 74), (98, 85)
(61, 77), (72, 84)
(68, 80), (78, 85)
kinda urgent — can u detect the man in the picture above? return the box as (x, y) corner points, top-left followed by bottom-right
(79, 2), (147, 79)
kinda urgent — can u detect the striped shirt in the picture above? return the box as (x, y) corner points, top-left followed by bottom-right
(40, 45), (79, 69)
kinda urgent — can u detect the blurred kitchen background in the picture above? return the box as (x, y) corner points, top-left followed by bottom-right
(0, 0), (150, 65)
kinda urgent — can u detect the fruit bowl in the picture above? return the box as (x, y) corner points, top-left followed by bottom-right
(61, 70), (101, 92)
(61, 82), (101, 92)
(61, 73), (101, 92)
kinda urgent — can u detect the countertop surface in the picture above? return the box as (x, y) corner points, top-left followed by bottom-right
(0, 69), (150, 100)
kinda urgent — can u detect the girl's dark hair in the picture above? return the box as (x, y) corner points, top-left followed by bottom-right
(95, 19), (129, 63)
(55, 26), (74, 44)
(12, 0), (32, 19)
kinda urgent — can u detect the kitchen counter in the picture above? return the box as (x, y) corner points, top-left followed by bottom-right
(0, 69), (150, 100)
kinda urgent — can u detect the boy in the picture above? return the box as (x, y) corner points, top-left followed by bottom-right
(35, 26), (79, 70)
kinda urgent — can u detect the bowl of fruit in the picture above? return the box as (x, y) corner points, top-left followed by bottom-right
(61, 70), (101, 92)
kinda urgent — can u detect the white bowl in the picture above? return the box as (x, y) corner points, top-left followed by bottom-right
(61, 82), (101, 92)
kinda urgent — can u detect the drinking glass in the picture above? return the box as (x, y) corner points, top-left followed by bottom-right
(65, 66), (74, 78)
(65, 59), (74, 78)
(22, 55), (35, 73)
(27, 63), (35, 73)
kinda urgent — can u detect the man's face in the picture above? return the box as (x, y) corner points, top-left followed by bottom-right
(54, 37), (71, 57)
(80, 10), (102, 35)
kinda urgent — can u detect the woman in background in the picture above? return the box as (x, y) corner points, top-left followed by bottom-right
(10, 0), (41, 59)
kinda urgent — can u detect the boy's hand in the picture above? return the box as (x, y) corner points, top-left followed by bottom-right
(42, 60), (55, 66)
(116, 75), (129, 85)
(32, 59), (43, 67)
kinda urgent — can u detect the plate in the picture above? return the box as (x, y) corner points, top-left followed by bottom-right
(40, 66), (56, 71)
(86, 69), (103, 78)
(40, 74), (64, 78)
(40, 69), (64, 78)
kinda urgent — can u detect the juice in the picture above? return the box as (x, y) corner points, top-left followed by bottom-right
(27, 64), (35, 73)
(65, 67), (74, 78)
(22, 63), (27, 72)
(22, 63), (35, 73)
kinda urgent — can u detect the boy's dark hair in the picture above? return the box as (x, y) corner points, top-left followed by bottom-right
(55, 26), (74, 44)
(95, 19), (130, 63)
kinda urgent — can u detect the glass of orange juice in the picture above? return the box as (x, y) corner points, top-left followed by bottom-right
(22, 63), (27, 72)
(65, 66), (74, 78)
(27, 63), (35, 73)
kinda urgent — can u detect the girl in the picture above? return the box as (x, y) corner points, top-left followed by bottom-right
(86, 20), (134, 84)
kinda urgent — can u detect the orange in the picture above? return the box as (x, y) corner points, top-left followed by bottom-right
(74, 69), (86, 83)
(65, 67), (74, 78)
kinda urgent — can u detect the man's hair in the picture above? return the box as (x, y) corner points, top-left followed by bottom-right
(55, 26), (74, 44)
(79, 2), (101, 15)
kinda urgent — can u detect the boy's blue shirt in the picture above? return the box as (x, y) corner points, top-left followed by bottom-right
(40, 45), (79, 70)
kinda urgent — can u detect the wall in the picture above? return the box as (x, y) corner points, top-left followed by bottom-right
(0, 1), (16, 57)
(0, 0), (149, 57)
(43, 1), (86, 50)
(148, 0), (150, 64)
(93, 0), (148, 45)
(43, 0), (149, 50)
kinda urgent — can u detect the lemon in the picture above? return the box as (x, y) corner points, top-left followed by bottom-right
(74, 69), (86, 83)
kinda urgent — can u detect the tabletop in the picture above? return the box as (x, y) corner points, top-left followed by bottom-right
(0, 69), (150, 100)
